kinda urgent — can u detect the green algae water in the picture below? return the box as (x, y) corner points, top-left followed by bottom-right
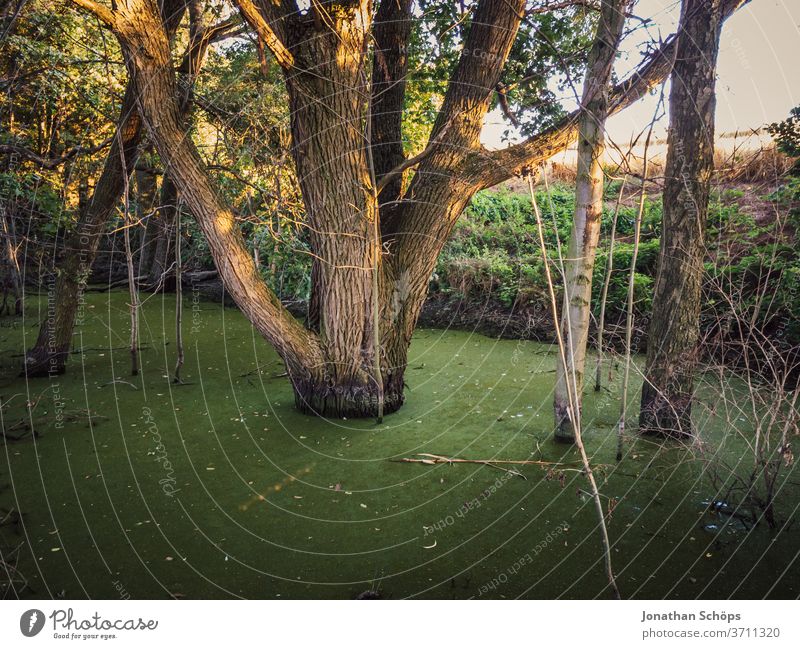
(1, 290), (798, 599)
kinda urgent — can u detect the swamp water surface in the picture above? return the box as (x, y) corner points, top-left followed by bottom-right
(1, 291), (798, 598)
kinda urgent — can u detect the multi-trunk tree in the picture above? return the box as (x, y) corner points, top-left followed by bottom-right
(46, 0), (747, 420)
(639, 0), (731, 438)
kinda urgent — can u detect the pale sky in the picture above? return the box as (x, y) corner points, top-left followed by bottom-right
(482, 0), (800, 150)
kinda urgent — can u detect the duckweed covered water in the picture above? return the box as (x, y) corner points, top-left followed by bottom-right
(1, 291), (798, 599)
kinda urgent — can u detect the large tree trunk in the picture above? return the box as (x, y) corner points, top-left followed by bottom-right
(253, 0), (524, 416)
(113, 0), (327, 390)
(639, 0), (724, 438)
(553, 0), (629, 443)
(282, 3), (398, 416)
(104, 0), (526, 418)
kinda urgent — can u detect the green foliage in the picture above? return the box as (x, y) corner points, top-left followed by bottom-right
(0, 1), (120, 239)
(434, 186), (661, 315)
(705, 182), (800, 344)
(768, 106), (800, 161)
(500, 7), (596, 137)
(408, 1), (596, 143)
(430, 183), (800, 343)
(0, 171), (66, 233)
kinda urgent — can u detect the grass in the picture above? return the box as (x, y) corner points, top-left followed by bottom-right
(0, 290), (798, 599)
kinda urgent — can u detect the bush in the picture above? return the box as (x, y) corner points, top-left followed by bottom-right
(435, 187), (661, 317)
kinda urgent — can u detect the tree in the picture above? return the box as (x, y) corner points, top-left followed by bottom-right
(21, 79), (144, 375)
(639, 0), (730, 438)
(21, 0), (235, 375)
(64, 0), (747, 419)
(1, 1), (120, 322)
(552, 0), (630, 443)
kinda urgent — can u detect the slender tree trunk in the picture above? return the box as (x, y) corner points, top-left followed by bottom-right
(122, 178), (139, 376)
(135, 162), (159, 275)
(639, 0), (724, 438)
(529, 175), (620, 598)
(174, 208), (184, 382)
(553, 0), (629, 442)
(619, 138), (651, 461)
(0, 210), (23, 315)
(595, 176), (626, 392)
(147, 174), (177, 291)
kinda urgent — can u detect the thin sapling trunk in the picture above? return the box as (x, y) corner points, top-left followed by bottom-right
(553, 0), (630, 443)
(174, 207), (184, 383)
(120, 146), (139, 376)
(618, 130), (654, 461)
(595, 175), (626, 392)
(528, 174), (620, 600)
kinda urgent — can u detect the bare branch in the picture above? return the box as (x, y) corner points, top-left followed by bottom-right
(0, 139), (113, 170)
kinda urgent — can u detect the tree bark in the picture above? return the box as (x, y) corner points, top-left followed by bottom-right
(382, 0), (527, 367)
(553, 0), (629, 442)
(147, 174), (178, 291)
(639, 0), (725, 438)
(370, 0), (412, 206)
(112, 0), (327, 390)
(281, 5), (378, 413)
(135, 161), (159, 275)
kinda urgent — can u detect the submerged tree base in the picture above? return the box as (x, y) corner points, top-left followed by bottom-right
(291, 375), (405, 419)
(639, 387), (693, 439)
(553, 430), (576, 444)
(553, 403), (576, 444)
(20, 348), (68, 378)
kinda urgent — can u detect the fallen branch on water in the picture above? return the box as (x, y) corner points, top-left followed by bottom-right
(391, 453), (587, 478)
(100, 379), (138, 389)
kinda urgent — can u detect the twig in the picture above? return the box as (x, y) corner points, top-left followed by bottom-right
(100, 380), (138, 389)
(392, 453), (587, 477)
(595, 174), (627, 392)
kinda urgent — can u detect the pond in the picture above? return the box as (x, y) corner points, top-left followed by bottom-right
(0, 290), (797, 598)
